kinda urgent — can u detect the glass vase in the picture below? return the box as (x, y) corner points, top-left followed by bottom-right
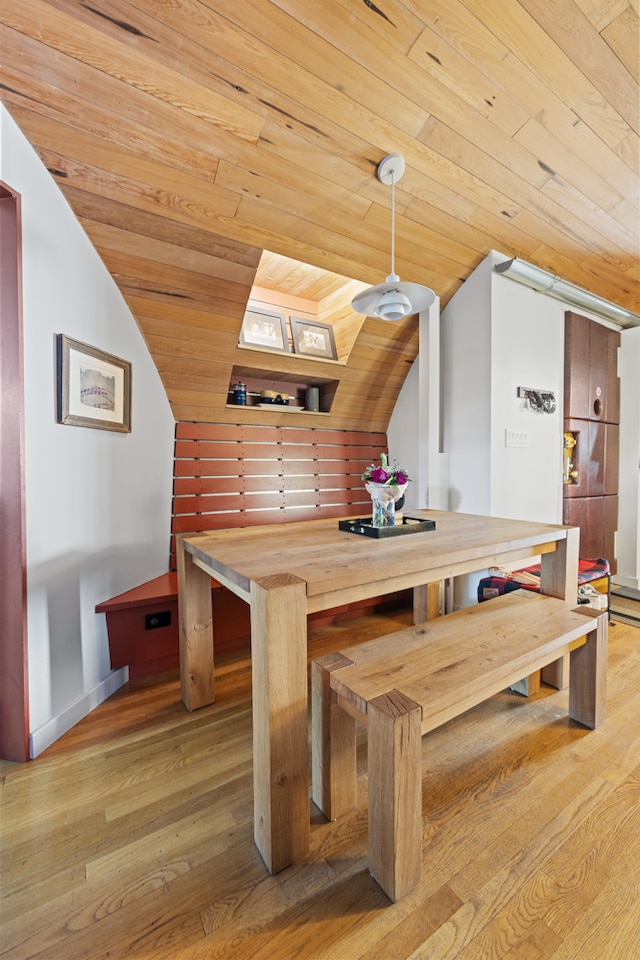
(366, 482), (398, 528)
(371, 493), (395, 527)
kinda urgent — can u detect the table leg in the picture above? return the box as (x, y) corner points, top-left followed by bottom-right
(251, 573), (309, 874)
(539, 527), (580, 689)
(569, 610), (607, 729)
(177, 538), (215, 711)
(540, 526), (579, 601)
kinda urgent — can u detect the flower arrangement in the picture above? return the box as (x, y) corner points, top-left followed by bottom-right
(362, 452), (410, 487)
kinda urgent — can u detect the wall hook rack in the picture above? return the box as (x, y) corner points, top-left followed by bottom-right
(517, 386), (556, 414)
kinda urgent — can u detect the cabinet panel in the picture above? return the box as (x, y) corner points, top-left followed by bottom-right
(604, 323), (620, 423)
(564, 496), (618, 572)
(586, 421), (619, 497)
(604, 496), (619, 574)
(589, 320), (608, 421)
(563, 496), (588, 540)
(604, 422), (619, 496)
(587, 420), (606, 495)
(564, 312), (591, 420)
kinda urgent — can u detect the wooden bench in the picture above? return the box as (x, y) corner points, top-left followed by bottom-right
(97, 422), (396, 679)
(311, 591), (607, 902)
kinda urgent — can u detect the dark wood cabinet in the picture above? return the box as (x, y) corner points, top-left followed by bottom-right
(564, 312), (620, 571)
(564, 311), (620, 423)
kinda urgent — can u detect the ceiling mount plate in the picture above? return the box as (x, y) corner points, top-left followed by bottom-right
(377, 153), (405, 186)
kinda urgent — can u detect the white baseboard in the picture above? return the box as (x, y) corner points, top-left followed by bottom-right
(29, 667), (128, 758)
(612, 576), (640, 594)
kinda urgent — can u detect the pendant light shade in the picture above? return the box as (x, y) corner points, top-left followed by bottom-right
(352, 154), (436, 320)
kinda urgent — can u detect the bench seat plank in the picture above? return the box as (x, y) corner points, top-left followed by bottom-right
(328, 592), (603, 736)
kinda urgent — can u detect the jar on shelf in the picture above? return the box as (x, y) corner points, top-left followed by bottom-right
(305, 387), (320, 412)
(233, 381), (247, 405)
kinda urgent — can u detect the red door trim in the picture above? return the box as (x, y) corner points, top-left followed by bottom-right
(0, 180), (29, 761)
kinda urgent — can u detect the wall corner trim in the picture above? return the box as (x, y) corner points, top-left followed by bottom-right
(29, 667), (128, 758)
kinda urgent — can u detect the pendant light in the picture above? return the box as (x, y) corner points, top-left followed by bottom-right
(352, 154), (436, 321)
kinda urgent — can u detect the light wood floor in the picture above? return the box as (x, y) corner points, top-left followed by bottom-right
(2, 606), (639, 960)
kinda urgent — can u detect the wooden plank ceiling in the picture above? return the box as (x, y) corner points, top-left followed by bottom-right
(1, 1), (638, 431)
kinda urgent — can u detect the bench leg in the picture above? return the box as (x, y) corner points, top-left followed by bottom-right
(541, 652), (570, 690)
(538, 527), (579, 692)
(569, 613), (607, 729)
(368, 690), (422, 902)
(311, 654), (357, 820)
(510, 670), (541, 697)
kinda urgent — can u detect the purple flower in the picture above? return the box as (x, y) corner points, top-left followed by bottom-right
(369, 466), (389, 484)
(362, 453), (410, 486)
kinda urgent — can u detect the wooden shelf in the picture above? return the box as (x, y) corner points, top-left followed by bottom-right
(229, 364), (339, 414)
(225, 404), (329, 415)
(237, 342), (345, 367)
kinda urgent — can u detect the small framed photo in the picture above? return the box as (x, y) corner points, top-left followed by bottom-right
(56, 335), (132, 432)
(290, 317), (337, 360)
(240, 307), (289, 352)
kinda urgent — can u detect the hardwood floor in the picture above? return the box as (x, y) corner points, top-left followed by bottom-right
(2, 606), (639, 959)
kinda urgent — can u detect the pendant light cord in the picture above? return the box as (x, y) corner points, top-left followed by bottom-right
(390, 168), (396, 279)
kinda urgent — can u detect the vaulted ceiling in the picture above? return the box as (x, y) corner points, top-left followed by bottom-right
(1, 1), (638, 431)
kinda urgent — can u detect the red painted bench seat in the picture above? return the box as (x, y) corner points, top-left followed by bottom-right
(96, 572), (252, 680)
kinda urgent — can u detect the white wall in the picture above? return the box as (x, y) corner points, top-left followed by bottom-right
(489, 259), (565, 524)
(441, 255), (493, 516)
(388, 302), (448, 512)
(442, 252), (565, 524)
(617, 326), (640, 590)
(1, 107), (175, 756)
(387, 359), (420, 509)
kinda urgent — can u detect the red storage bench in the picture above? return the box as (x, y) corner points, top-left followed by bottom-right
(96, 572), (250, 680)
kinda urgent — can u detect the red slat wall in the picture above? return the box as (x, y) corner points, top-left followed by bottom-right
(170, 422), (387, 568)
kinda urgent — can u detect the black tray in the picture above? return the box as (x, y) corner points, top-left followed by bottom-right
(338, 516), (436, 538)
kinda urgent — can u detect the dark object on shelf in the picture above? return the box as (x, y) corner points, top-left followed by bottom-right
(306, 386), (320, 412)
(233, 381), (247, 405)
(338, 516), (436, 538)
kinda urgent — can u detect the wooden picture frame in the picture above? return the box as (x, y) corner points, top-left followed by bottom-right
(239, 307), (289, 352)
(290, 317), (337, 360)
(56, 334), (132, 432)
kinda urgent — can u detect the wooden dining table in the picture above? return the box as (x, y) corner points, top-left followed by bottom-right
(177, 509), (579, 876)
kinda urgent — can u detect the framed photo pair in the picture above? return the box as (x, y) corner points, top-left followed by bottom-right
(56, 334), (132, 432)
(239, 307), (338, 361)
